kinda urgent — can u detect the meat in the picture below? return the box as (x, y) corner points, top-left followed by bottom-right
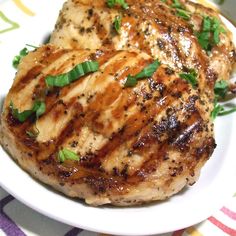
(0, 0), (235, 206)
(50, 0), (236, 82)
(51, 0), (208, 72)
(183, 0), (236, 83)
(0, 45), (215, 205)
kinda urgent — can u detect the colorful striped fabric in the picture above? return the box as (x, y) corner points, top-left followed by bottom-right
(1, 186), (236, 236)
(0, 0), (236, 235)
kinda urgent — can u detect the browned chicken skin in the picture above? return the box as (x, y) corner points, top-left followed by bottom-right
(0, 0), (235, 206)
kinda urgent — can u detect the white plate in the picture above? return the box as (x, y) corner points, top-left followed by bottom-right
(0, 1), (236, 235)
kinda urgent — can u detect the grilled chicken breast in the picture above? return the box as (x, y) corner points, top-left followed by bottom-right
(0, 45), (216, 205)
(50, 0), (236, 82)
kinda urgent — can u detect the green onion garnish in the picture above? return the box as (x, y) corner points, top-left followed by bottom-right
(45, 61), (99, 88)
(106, 0), (129, 9)
(176, 8), (191, 21)
(211, 103), (236, 120)
(196, 16), (225, 52)
(124, 60), (161, 87)
(214, 80), (228, 100)
(211, 80), (236, 119)
(12, 44), (38, 69)
(10, 100), (46, 122)
(114, 15), (121, 33)
(218, 107), (236, 116)
(58, 148), (80, 163)
(12, 48), (29, 69)
(171, 0), (184, 9)
(179, 69), (198, 88)
(211, 103), (224, 119)
(124, 75), (138, 87)
(170, 0), (191, 21)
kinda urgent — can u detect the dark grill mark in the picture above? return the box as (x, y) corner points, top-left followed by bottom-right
(93, 12), (109, 42)
(11, 65), (43, 93)
(12, 48), (68, 93)
(172, 120), (202, 151)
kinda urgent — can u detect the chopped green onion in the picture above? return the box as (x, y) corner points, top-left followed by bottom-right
(58, 149), (66, 163)
(12, 44), (38, 69)
(196, 16), (225, 52)
(124, 60), (161, 87)
(218, 107), (236, 116)
(176, 9), (191, 21)
(214, 80), (228, 99)
(202, 17), (212, 31)
(106, 0), (129, 9)
(171, 0), (184, 9)
(35, 101), (46, 119)
(212, 80), (236, 119)
(170, 0), (191, 21)
(10, 100), (46, 122)
(45, 61), (99, 88)
(58, 148), (80, 163)
(212, 18), (226, 44)
(211, 103), (224, 119)
(211, 103), (236, 119)
(179, 69), (198, 88)
(12, 48), (29, 69)
(133, 60), (161, 79)
(114, 15), (121, 33)
(196, 31), (211, 51)
(124, 75), (138, 87)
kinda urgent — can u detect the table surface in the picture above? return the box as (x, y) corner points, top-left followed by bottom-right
(0, 0), (236, 235)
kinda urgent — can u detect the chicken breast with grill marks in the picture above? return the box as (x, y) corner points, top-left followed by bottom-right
(50, 0), (236, 82)
(0, 45), (216, 206)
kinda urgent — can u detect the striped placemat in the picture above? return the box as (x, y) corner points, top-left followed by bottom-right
(1, 187), (236, 235)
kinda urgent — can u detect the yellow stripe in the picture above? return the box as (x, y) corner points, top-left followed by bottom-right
(186, 226), (203, 236)
(12, 0), (35, 16)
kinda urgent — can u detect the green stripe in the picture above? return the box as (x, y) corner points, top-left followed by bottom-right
(0, 11), (20, 34)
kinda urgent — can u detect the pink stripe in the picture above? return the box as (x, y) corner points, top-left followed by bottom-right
(221, 207), (236, 220)
(208, 216), (236, 235)
(172, 229), (185, 236)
